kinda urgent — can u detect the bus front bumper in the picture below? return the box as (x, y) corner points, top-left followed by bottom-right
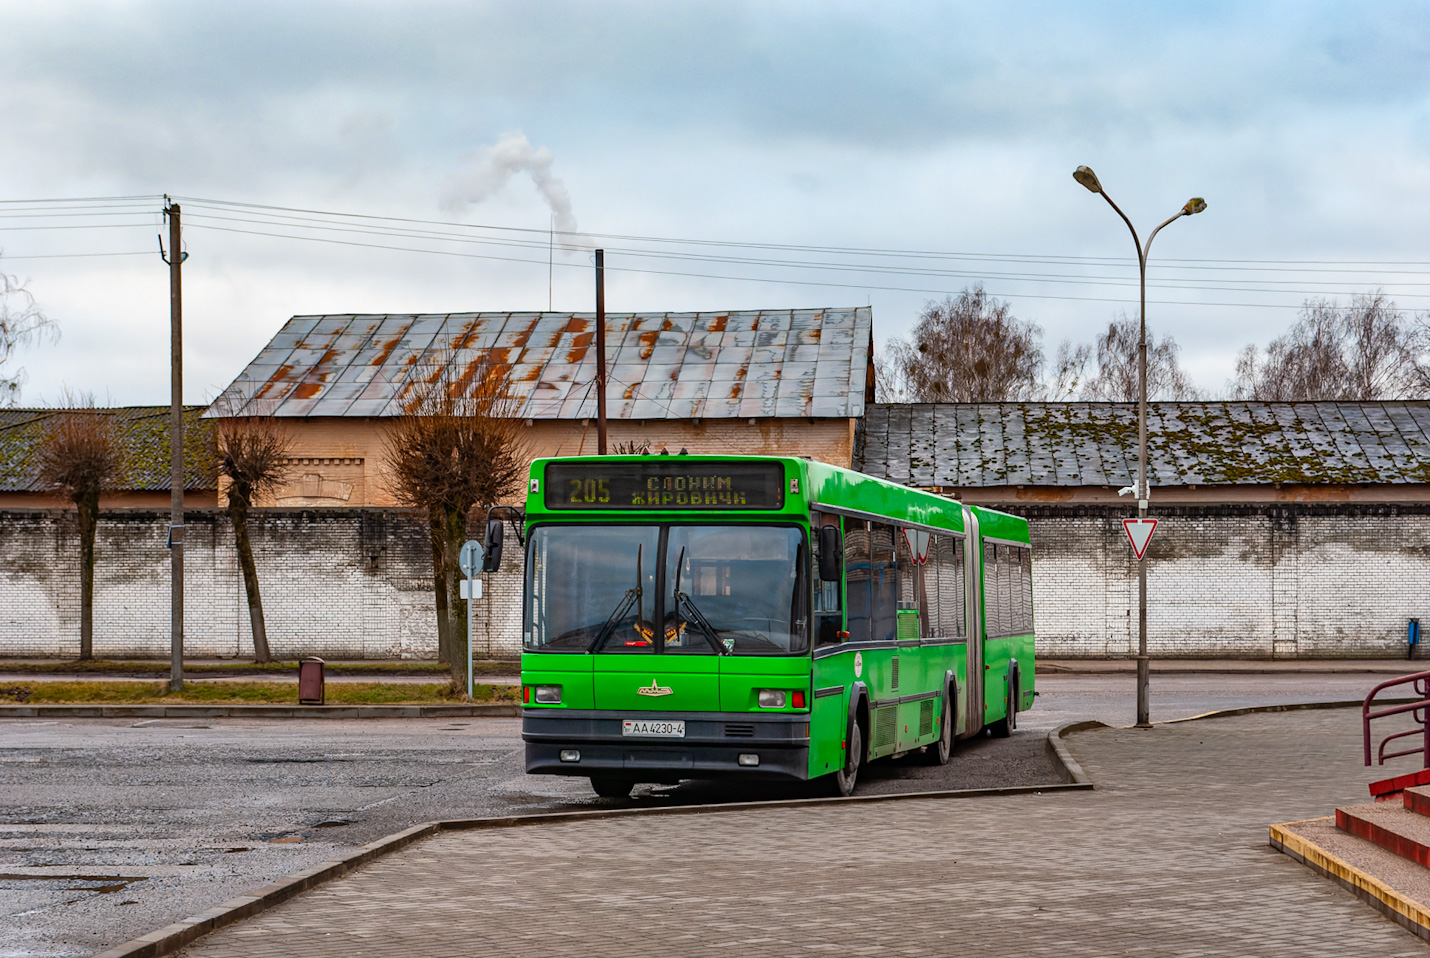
(522, 708), (811, 782)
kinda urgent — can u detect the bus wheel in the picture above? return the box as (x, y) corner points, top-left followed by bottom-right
(831, 721), (863, 797)
(989, 672), (1016, 738)
(925, 688), (954, 765)
(590, 775), (634, 799)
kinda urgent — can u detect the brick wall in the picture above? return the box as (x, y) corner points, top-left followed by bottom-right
(4, 503), (1428, 660)
(0, 508), (523, 660)
(1018, 504), (1430, 659)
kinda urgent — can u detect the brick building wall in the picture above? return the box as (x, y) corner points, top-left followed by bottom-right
(247, 417), (855, 507)
(4, 502), (1427, 660)
(1020, 504), (1430, 659)
(0, 508), (523, 660)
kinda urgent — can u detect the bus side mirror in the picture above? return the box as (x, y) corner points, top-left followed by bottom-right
(482, 518), (504, 573)
(818, 525), (842, 581)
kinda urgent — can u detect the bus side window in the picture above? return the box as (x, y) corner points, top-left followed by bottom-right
(870, 523), (898, 643)
(844, 519), (872, 644)
(813, 522), (843, 647)
(896, 528), (926, 636)
(928, 535), (959, 639)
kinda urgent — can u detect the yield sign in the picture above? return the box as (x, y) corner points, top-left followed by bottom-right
(1123, 519), (1158, 560)
(902, 528), (931, 565)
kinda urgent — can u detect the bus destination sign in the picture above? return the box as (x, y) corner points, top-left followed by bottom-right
(544, 461), (785, 511)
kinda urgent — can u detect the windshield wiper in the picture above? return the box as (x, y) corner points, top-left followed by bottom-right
(671, 546), (729, 655)
(589, 544), (645, 653)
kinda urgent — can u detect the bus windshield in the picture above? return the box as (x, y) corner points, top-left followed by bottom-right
(523, 524), (807, 655)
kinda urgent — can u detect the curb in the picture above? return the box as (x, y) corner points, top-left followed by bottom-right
(1047, 720), (1108, 785)
(91, 822), (443, 958)
(1270, 819), (1430, 943)
(0, 704), (520, 719)
(94, 724), (1097, 958)
(1152, 699), (1413, 726)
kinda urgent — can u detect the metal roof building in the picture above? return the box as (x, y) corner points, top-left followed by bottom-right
(212, 307), (874, 421)
(0, 406), (214, 507)
(856, 402), (1430, 501)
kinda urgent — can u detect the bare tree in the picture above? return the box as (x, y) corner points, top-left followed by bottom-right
(1043, 340), (1092, 401)
(1081, 314), (1199, 401)
(1, 263), (57, 405)
(1229, 292), (1430, 400)
(213, 411), (292, 663)
(36, 394), (122, 660)
(382, 356), (527, 687)
(884, 287), (1043, 402)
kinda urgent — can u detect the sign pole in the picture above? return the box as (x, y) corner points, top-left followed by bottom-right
(467, 567), (474, 699)
(458, 538), (484, 700)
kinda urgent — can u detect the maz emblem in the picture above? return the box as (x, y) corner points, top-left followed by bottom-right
(638, 679), (673, 697)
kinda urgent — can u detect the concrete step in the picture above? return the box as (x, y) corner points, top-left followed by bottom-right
(1338, 801), (1430, 868)
(1368, 767), (1430, 802)
(1406, 786), (1430, 817)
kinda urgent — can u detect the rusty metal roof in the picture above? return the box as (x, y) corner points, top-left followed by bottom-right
(210, 308), (872, 420)
(855, 402), (1430, 487)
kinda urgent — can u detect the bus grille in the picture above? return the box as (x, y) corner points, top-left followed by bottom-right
(919, 699), (934, 737)
(891, 657), (900, 691)
(873, 706), (897, 749)
(724, 724), (756, 738)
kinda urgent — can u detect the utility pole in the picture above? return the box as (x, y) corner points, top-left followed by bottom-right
(595, 249), (608, 455)
(162, 198), (187, 692)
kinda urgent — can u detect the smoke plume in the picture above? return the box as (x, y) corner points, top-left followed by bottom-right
(443, 131), (579, 238)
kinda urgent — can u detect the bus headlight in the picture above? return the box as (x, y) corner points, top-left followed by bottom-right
(757, 690), (786, 708)
(534, 685), (562, 704)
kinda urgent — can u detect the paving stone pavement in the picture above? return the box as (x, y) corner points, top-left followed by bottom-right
(173, 709), (1430, 957)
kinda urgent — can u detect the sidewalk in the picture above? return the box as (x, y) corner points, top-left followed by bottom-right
(1039, 657), (1425, 675)
(158, 708), (1430, 958)
(0, 672), (520, 685)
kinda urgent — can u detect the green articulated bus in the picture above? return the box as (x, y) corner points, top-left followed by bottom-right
(513, 454), (1036, 798)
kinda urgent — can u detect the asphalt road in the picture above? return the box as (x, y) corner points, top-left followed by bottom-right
(0, 670), (1401, 958)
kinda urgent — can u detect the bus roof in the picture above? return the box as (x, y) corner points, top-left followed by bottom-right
(525, 454), (1029, 544)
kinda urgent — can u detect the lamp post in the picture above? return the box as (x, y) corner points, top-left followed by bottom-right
(1073, 165), (1205, 728)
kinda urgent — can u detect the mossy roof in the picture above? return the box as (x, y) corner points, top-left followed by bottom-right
(855, 402), (1430, 487)
(0, 406), (214, 493)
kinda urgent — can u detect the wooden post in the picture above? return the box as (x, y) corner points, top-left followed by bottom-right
(595, 249), (607, 455)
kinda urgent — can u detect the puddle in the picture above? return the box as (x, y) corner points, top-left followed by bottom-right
(0, 873), (149, 894)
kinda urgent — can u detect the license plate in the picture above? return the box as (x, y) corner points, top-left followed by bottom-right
(622, 719), (686, 738)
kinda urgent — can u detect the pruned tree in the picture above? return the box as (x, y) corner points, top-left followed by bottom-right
(1, 262), (57, 405)
(213, 411), (293, 663)
(884, 286), (1044, 402)
(1081, 314), (1199, 401)
(36, 393), (121, 660)
(382, 356), (527, 688)
(1229, 292), (1430, 401)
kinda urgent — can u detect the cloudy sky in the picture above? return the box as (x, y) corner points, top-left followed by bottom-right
(1, 1), (1427, 406)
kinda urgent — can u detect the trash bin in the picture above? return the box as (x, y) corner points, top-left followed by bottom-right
(298, 657), (325, 705)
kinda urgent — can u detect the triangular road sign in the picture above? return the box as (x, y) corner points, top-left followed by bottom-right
(902, 527), (931, 565)
(1123, 518), (1158, 560)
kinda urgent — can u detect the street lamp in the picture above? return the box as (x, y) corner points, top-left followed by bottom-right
(1073, 165), (1205, 729)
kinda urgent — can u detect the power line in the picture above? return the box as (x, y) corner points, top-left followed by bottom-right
(0, 250), (150, 260)
(179, 210), (1430, 293)
(184, 218), (1316, 309)
(174, 195), (1430, 269)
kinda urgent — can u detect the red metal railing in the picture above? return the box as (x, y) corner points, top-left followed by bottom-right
(1364, 671), (1430, 767)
